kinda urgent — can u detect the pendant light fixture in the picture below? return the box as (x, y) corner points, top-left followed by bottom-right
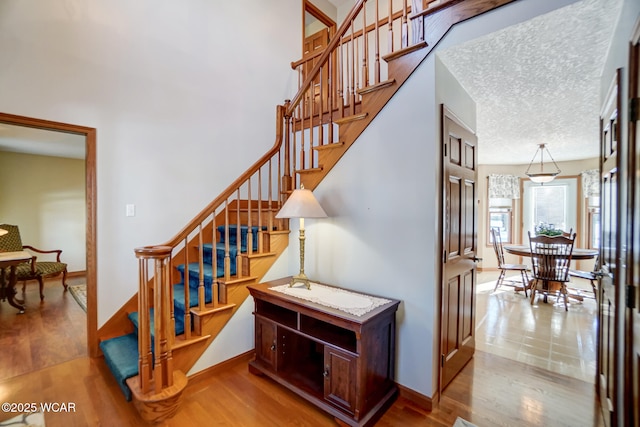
(525, 143), (561, 184)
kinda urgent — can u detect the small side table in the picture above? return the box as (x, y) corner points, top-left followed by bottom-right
(0, 251), (32, 313)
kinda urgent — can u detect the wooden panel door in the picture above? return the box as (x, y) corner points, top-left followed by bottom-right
(441, 107), (478, 390)
(303, 28), (329, 116)
(598, 70), (621, 427)
(627, 20), (640, 427)
(323, 345), (357, 414)
(255, 317), (278, 371)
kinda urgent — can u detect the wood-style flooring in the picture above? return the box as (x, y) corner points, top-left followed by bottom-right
(0, 275), (86, 380)
(0, 277), (605, 426)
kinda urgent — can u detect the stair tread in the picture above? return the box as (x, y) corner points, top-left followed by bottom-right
(99, 333), (139, 401)
(191, 303), (236, 317)
(313, 142), (345, 151)
(357, 78), (396, 95)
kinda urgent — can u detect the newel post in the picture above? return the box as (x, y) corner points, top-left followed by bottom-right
(126, 245), (188, 424)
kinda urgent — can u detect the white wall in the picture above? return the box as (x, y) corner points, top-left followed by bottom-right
(0, 0), (301, 336)
(0, 151), (86, 272)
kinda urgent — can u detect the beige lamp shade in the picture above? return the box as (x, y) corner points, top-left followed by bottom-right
(276, 188), (327, 219)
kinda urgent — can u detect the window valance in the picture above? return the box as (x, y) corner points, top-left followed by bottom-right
(488, 174), (520, 199)
(581, 169), (600, 198)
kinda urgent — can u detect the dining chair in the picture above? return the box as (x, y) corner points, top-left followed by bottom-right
(528, 231), (576, 310)
(569, 255), (599, 301)
(490, 227), (530, 296)
(0, 224), (68, 300)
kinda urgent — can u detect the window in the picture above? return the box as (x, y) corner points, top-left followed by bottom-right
(523, 178), (578, 240)
(488, 198), (513, 243)
(587, 196), (600, 249)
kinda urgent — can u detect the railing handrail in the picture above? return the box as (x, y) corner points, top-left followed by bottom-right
(286, 0), (366, 115)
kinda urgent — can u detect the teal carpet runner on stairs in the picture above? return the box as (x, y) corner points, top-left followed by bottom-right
(100, 225), (262, 400)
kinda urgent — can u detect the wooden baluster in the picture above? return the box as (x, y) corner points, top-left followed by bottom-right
(212, 214), (219, 307)
(338, 37), (345, 119)
(197, 225), (205, 311)
(282, 102), (292, 196)
(248, 176), (254, 256)
(224, 200), (230, 281)
(374, 0), (380, 84)
(183, 236), (191, 339)
(235, 189), (241, 277)
(355, 29), (360, 99)
(318, 65), (324, 148)
(350, 22), (356, 115)
(327, 51), (335, 140)
(362, 3), (368, 88)
(310, 69), (315, 167)
(267, 159), (273, 236)
(137, 255), (151, 394)
(402, 0), (408, 48)
(160, 250), (174, 388)
(411, 0), (424, 44)
(153, 255), (163, 392)
(388, 0), (394, 54)
(168, 256), (175, 347)
(258, 167), (264, 252)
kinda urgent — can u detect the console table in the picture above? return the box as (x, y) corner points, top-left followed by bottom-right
(0, 250), (31, 313)
(247, 278), (400, 427)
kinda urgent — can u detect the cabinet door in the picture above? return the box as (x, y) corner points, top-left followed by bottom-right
(255, 317), (277, 371)
(323, 346), (357, 414)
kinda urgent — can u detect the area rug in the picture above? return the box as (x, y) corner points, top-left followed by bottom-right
(0, 412), (45, 426)
(453, 417), (478, 427)
(69, 284), (87, 312)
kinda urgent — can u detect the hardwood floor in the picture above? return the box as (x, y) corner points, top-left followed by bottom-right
(0, 274), (605, 426)
(0, 275), (86, 380)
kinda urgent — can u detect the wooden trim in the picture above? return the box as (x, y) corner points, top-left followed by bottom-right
(304, 0), (336, 31)
(0, 112), (98, 357)
(397, 383), (435, 411)
(187, 350), (255, 382)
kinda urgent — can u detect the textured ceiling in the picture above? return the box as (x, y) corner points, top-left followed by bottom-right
(438, 0), (623, 165)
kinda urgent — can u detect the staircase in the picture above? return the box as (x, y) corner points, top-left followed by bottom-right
(96, 0), (516, 422)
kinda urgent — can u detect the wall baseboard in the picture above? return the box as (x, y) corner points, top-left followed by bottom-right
(397, 383), (435, 411)
(187, 350), (255, 382)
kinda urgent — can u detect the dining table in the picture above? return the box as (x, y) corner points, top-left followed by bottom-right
(503, 245), (599, 260)
(503, 244), (598, 303)
(0, 250), (32, 313)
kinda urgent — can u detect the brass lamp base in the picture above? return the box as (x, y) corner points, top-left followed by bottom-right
(289, 272), (311, 289)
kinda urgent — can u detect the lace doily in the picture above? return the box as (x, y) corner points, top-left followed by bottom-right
(269, 282), (391, 316)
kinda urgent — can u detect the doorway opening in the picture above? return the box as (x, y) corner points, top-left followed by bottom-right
(0, 113), (98, 363)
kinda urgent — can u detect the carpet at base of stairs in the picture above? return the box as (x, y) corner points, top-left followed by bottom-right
(99, 333), (138, 401)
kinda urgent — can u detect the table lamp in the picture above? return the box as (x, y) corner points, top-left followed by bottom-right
(275, 185), (327, 289)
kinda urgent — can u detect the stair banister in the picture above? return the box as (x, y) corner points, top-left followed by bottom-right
(287, 0), (366, 116)
(133, 245), (176, 393)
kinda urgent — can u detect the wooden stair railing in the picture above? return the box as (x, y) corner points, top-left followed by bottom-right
(126, 246), (187, 424)
(98, 0), (518, 419)
(286, 0), (438, 184)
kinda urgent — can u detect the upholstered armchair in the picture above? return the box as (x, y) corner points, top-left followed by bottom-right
(0, 224), (68, 300)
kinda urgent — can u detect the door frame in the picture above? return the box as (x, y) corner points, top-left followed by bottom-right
(0, 112), (98, 357)
(303, 0), (336, 46)
(625, 16), (640, 427)
(439, 105), (478, 395)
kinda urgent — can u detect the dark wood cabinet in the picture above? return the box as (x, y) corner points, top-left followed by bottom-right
(248, 277), (400, 427)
